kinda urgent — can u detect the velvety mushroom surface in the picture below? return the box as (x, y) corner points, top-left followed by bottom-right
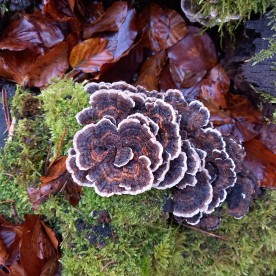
(67, 81), (260, 228)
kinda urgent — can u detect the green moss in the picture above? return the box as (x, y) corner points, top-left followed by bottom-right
(0, 78), (275, 275)
(194, 0), (271, 36)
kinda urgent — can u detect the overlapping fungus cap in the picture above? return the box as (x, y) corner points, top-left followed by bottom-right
(67, 81), (259, 227)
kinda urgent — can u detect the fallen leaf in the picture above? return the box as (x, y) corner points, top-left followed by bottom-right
(105, 8), (138, 60)
(43, 0), (74, 21)
(98, 43), (144, 83)
(83, 2), (128, 39)
(41, 156), (67, 184)
(260, 123), (276, 154)
(141, 3), (188, 52)
(69, 38), (113, 73)
(244, 139), (276, 188)
(136, 51), (167, 91)
(27, 41), (69, 87)
(0, 12), (65, 51)
(28, 156), (82, 210)
(168, 26), (217, 72)
(0, 217), (23, 266)
(75, 0), (104, 23)
(0, 237), (9, 265)
(159, 63), (177, 91)
(8, 262), (26, 276)
(20, 215), (57, 276)
(200, 64), (230, 109)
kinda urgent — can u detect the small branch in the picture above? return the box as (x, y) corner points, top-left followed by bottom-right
(0, 199), (14, 204)
(47, 128), (67, 170)
(100, 260), (117, 272)
(183, 224), (229, 241)
(7, 117), (16, 141)
(10, 203), (23, 224)
(2, 88), (11, 132)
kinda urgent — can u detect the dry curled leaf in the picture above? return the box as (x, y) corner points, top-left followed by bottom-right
(28, 156), (82, 210)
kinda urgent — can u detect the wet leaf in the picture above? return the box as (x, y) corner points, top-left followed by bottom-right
(0, 12), (65, 51)
(43, 0), (74, 21)
(69, 38), (113, 73)
(260, 123), (276, 154)
(20, 215), (58, 276)
(8, 262), (26, 276)
(0, 237), (9, 264)
(98, 43), (144, 83)
(0, 217), (23, 266)
(83, 2), (128, 39)
(159, 63), (177, 91)
(27, 41), (69, 88)
(141, 3), (187, 52)
(41, 156), (67, 184)
(244, 139), (276, 188)
(28, 157), (82, 210)
(105, 8), (138, 60)
(168, 26), (217, 72)
(136, 50), (167, 91)
(200, 64), (230, 109)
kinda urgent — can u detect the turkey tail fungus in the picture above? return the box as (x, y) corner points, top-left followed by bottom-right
(66, 81), (260, 229)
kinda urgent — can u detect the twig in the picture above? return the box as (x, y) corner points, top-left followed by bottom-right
(7, 117), (16, 141)
(0, 199), (14, 204)
(47, 128), (67, 170)
(10, 202), (23, 224)
(100, 260), (117, 272)
(183, 224), (229, 241)
(2, 88), (11, 132)
(44, 142), (52, 175)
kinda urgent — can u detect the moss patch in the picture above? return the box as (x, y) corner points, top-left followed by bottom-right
(0, 79), (275, 275)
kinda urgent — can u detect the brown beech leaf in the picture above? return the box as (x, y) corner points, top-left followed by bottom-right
(41, 156), (67, 184)
(136, 51), (167, 91)
(244, 139), (276, 188)
(260, 123), (276, 154)
(159, 63), (177, 91)
(83, 1), (128, 39)
(168, 26), (217, 72)
(0, 12), (65, 51)
(105, 8), (138, 60)
(27, 41), (69, 87)
(0, 217), (23, 266)
(0, 237), (9, 265)
(8, 261), (27, 276)
(200, 64), (230, 109)
(141, 3), (188, 52)
(43, 0), (74, 21)
(20, 215), (58, 276)
(0, 57), (13, 79)
(28, 162), (82, 210)
(98, 43), (144, 83)
(69, 38), (113, 73)
(0, 49), (37, 85)
(75, 0), (104, 23)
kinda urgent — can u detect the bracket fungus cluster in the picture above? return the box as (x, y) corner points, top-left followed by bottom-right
(66, 81), (260, 229)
